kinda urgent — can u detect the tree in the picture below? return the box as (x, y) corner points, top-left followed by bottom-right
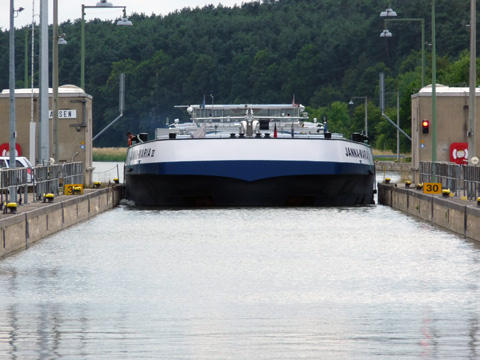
(0, 0), (472, 147)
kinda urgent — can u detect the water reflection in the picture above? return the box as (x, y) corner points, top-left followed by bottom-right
(0, 205), (480, 359)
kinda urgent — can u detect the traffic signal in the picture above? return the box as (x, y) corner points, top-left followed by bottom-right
(422, 120), (429, 134)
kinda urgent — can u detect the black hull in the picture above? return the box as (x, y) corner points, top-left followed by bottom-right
(125, 173), (375, 207)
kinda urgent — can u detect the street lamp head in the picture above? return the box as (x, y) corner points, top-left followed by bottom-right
(116, 17), (133, 26)
(13, 7), (25, 17)
(58, 37), (68, 45)
(380, 29), (393, 38)
(348, 100), (354, 105)
(380, 8), (397, 18)
(96, 0), (113, 7)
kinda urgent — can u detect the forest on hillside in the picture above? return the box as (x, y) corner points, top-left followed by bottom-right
(0, 0), (475, 150)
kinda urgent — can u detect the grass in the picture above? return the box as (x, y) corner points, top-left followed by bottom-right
(373, 149), (395, 156)
(93, 147), (127, 162)
(372, 149), (411, 162)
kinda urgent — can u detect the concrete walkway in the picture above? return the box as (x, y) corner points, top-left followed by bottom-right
(1, 188), (96, 219)
(0, 185), (123, 259)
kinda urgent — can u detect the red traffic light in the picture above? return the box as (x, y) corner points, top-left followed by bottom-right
(422, 120), (429, 134)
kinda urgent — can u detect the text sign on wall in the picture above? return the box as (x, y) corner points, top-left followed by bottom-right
(48, 109), (77, 119)
(423, 183), (442, 194)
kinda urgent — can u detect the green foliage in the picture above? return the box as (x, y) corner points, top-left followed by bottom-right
(0, 0), (473, 148)
(438, 50), (473, 86)
(324, 102), (350, 136)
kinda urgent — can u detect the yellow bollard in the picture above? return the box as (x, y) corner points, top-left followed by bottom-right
(7, 202), (17, 214)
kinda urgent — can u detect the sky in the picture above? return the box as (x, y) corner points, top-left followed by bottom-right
(0, 0), (248, 30)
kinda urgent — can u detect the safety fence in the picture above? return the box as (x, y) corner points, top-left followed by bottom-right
(0, 162), (83, 206)
(419, 162), (480, 200)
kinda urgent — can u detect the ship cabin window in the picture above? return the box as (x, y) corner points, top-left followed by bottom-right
(259, 119), (270, 130)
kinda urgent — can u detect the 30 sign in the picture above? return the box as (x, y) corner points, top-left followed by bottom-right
(64, 184), (84, 195)
(423, 183), (442, 194)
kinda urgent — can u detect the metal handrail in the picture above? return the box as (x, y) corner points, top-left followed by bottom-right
(419, 162), (480, 199)
(0, 162), (84, 207)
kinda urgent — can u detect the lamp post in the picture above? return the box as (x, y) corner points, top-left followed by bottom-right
(385, 91), (400, 162)
(431, 0), (437, 164)
(81, 1), (132, 91)
(52, 0), (68, 163)
(39, 0), (49, 165)
(9, 2), (24, 202)
(468, 0), (476, 159)
(24, 28), (28, 88)
(349, 96), (368, 137)
(381, 4), (436, 165)
(396, 91), (400, 162)
(379, 9), (425, 88)
(53, 0), (59, 163)
(380, 29), (392, 38)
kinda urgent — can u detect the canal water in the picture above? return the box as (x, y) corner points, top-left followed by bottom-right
(1, 174), (480, 359)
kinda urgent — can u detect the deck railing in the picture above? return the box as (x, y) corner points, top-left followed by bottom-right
(0, 162), (83, 206)
(419, 162), (480, 199)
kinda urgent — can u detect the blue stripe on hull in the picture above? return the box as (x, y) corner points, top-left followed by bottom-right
(127, 160), (374, 182)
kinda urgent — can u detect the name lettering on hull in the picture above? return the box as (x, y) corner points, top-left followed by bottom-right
(345, 147), (370, 160)
(132, 148), (155, 160)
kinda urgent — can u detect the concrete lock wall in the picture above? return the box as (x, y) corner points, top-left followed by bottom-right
(0, 85), (94, 186)
(0, 185), (123, 259)
(378, 183), (480, 242)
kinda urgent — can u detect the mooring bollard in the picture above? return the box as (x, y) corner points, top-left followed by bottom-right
(7, 202), (17, 214)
